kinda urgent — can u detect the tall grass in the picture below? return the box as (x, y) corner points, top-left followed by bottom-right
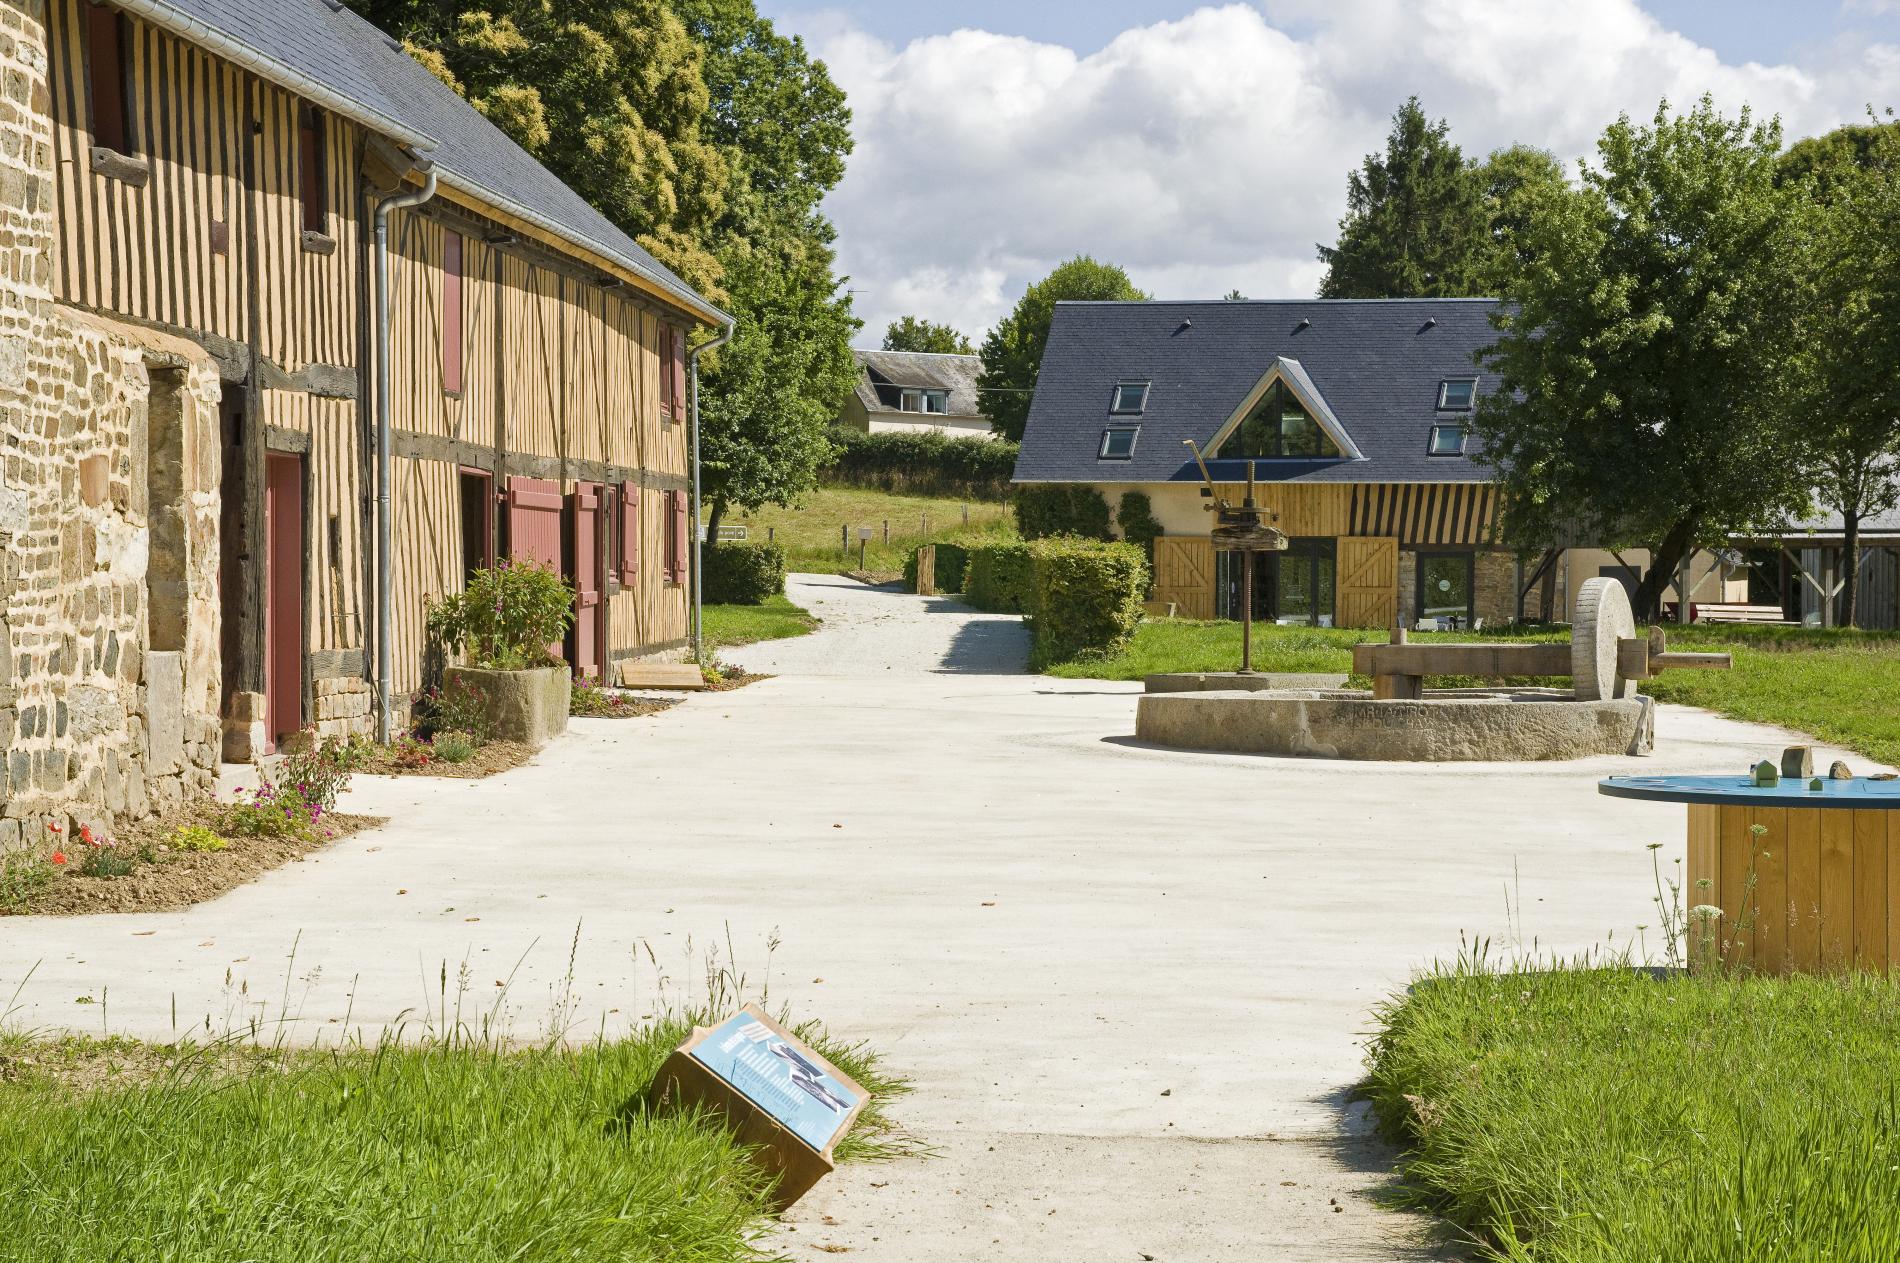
(1364, 949), (1900, 1263)
(729, 486), (1015, 576)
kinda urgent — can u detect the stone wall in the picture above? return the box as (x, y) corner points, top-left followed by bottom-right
(0, 0), (221, 845)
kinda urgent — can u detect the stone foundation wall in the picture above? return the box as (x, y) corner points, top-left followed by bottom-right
(0, 0), (221, 844)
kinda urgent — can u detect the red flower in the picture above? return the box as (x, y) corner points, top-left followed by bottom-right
(49, 851), (66, 865)
(46, 822), (61, 835)
(78, 825), (94, 846)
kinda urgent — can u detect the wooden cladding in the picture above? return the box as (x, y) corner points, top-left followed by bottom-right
(1153, 536), (1215, 620)
(1337, 537), (1398, 629)
(442, 230), (463, 394)
(1689, 803), (1900, 975)
(1348, 482), (1497, 546)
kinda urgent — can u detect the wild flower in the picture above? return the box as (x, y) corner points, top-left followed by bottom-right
(49, 851), (66, 866)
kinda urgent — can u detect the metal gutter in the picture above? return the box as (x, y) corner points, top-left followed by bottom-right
(687, 320), (737, 662)
(372, 166), (438, 741)
(112, 0), (437, 155)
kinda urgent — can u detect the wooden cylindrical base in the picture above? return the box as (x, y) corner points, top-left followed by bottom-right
(1685, 803), (1900, 974)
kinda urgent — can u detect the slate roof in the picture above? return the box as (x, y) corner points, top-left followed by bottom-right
(853, 350), (986, 418)
(135, 0), (725, 323)
(1013, 298), (1504, 485)
(1745, 497), (1900, 542)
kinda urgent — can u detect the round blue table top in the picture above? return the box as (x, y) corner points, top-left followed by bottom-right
(1599, 773), (1900, 809)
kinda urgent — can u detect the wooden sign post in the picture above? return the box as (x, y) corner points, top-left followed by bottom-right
(917, 544), (937, 596)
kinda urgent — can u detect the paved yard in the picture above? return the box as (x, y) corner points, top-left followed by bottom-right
(2, 573), (1872, 1260)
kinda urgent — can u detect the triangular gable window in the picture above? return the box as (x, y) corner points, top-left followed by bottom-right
(1207, 357), (1363, 461)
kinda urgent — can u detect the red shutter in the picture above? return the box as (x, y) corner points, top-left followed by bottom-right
(505, 477), (563, 571)
(668, 489), (689, 584)
(671, 330), (689, 421)
(617, 482), (641, 585)
(442, 231), (463, 393)
(658, 327), (674, 420)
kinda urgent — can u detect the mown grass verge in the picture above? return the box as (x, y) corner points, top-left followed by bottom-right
(1046, 618), (1900, 766)
(702, 594), (818, 651)
(0, 1016), (905, 1261)
(728, 486), (1015, 577)
(1364, 960), (1900, 1262)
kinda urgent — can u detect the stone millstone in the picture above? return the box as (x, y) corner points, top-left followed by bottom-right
(1572, 577), (1636, 702)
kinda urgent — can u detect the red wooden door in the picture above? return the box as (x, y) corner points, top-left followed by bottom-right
(504, 476), (563, 570)
(568, 482), (605, 679)
(264, 453), (304, 749)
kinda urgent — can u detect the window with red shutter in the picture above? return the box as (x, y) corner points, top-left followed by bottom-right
(443, 231), (463, 393)
(664, 489), (690, 585)
(618, 483), (641, 585)
(298, 106), (327, 235)
(671, 329), (689, 422)
(85, 3), (130, 154)
(658, 327), (675, 421)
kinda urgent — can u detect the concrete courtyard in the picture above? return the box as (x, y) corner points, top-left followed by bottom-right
(1, 573), (1868, 1260)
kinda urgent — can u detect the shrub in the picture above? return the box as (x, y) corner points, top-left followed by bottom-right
(823, 425), (1018, 499)
(415, 676), (494, 744)
(432, 730), (478, 764)
(1116, 491), (1163, 577)
(964, 541), (1035, 613)
(570, 676), (632, 717)
(167, 825), (229, 853)
(1013, 484), (1112, 540)
(1026, 537), (1149, 669)
(702, 541), (786, 605)
(280, 729), (363, 813)
(427, 559), (573, 670)
(903, 542), (969, 593)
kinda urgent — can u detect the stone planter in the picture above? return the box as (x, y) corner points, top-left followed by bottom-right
(442, 665), (570, 747)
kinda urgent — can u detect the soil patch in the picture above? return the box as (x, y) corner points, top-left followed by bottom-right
(569, 694), (682, 720)
(351, 739), (539, 779)
(843, 569), (903, 587)
(9, 801), (383, 917)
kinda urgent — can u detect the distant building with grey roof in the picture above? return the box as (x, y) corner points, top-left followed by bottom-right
(840, 349), (994, 441)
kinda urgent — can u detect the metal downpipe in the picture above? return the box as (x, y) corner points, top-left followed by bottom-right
(687, 321), (736, 662)
(373, 167), (437, 742)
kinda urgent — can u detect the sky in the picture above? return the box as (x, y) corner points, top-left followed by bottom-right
(752, 1), (1900, 346)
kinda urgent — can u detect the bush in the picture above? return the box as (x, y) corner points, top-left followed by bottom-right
(166, 825), (229, 853)
(964, 541), (1035, 613)
(702, 541), (786, 605)
(903, 542), (969, 593)
(1116, 491), (1163, 577)
(414, 677), (494, 745)
(427, 560), (573, 670)
(1013, 484), (1112, 540)
(1026, 537), (1149, 669)
(824, 426), (1018, 499)
(432, 730), (478, 763)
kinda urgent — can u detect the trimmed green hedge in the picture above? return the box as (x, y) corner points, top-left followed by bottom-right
(824, 426), (1018, 499)
(1026, 537), (1149, 669)
(903, 542), (970, 593)
(1014, 484), (1112, 540)
(964, 541), (1034, 613)
(702, 541), (786, 605)
(1116, 490), (1162, 576)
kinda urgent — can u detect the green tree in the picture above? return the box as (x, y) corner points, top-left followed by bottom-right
(349, 0), (730, 296)
(978, 256), (1149, 442)
(671, 0), (859, 534)
(1472, 98), (1813, 619)
(1318, 98), (1490, 298)
(1470, 144), (1569, 294)
(1783, 117), (1900, 626)
(882, 317), (973, 354)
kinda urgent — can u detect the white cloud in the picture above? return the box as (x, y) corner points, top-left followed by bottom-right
(813, 2), (1900, 345)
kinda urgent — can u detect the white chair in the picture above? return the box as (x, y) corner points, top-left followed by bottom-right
(1415, 616), (1441, 632)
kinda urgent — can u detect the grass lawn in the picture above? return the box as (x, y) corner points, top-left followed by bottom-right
(702, 593), (818, 650)
(1048, 618), (1900, 766)
(0, 1018), (904, 1261)
(1364, 961), (1900, 1262)
(727, 486), (1014, 576)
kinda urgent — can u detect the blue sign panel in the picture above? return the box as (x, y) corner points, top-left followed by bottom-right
(687, 1012), (862, 1154)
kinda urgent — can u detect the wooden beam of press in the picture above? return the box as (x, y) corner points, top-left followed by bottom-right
(1351, 642), (1572, 678)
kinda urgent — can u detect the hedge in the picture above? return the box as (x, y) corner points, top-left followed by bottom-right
(1026, 537), (1149, 669)
(964, 541), (1034, 613)
(701, 541), (786, 605)
(1014, 484), (1112, 540)
(903, 542), (969, 593)
(1116, 490), (1163, 576)
(824, 426), (1018, 499)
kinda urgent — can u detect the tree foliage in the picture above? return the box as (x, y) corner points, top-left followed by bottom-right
(1472, 98), (1813, 619)
(977, 256), (1149, 442)
(881, 317), (974, 354)
(1782, 115), (1900, 625)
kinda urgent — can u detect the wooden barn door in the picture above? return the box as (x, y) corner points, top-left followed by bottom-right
(567, 482), (606, 680)
(1153, 536), (1215, 619)
(263, 453), (304, 749)
(1337, 536), (1398, 628)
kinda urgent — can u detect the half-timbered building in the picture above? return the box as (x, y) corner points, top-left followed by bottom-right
(1013, 299), (1746, 629)
(50, 0), (722, 750)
